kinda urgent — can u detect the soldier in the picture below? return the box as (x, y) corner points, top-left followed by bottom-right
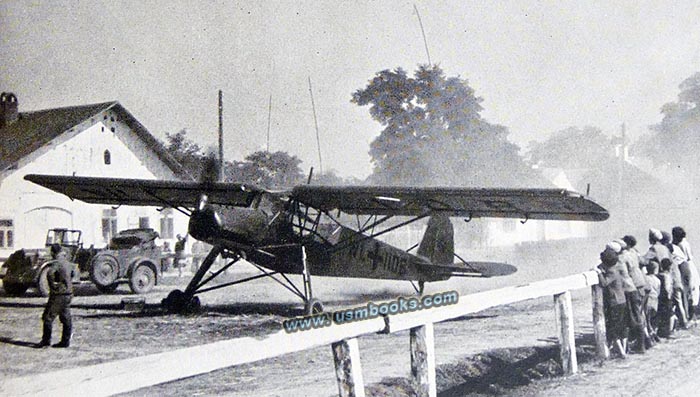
(37, 244), (74, 348)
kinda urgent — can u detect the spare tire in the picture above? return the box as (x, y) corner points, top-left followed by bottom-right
(90, 255), (119, 290)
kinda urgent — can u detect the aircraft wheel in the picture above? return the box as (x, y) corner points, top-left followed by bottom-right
(37, 267), (51, 297)
(162, 289), (201, 314)
(129, 264), (156, 294)
(418, 280), (425, 295)
(162, 289), (185, 313)
(2, 281), (29, 296)
(305, 298), (324, 315)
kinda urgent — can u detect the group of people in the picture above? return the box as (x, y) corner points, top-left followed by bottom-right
(596, 226), (699, 358)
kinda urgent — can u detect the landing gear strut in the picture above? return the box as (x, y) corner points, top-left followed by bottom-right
(162, 246), (222, 314)
(302, 246), (324, 315)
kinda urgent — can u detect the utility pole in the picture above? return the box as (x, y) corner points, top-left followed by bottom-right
(218, 90), (224, 182)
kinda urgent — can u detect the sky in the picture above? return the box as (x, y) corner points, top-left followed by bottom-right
(2, 1), (699, 179)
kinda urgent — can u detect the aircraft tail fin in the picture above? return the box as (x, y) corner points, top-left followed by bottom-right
(417, 214), (454, 265)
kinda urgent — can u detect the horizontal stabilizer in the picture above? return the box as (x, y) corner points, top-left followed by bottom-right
(425, 261), (518, 278)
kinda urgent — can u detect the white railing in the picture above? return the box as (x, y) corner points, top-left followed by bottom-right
(0, 270), (607, 397)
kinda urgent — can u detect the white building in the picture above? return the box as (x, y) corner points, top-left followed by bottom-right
(0, 92), (190, 259)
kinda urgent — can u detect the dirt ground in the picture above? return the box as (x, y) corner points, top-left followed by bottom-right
(2, 242), (700, 396)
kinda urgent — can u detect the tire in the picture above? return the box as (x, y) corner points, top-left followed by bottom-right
(129, 263), (156, 294)
(37, 267), (51, 297)
(95, 283), (119, 294)
(90, 256), (119, 289)
(2, 281), (29, 296)
(305, 298), (324, 315)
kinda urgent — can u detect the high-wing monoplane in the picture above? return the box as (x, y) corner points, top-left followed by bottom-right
(25, 174), (609, 314)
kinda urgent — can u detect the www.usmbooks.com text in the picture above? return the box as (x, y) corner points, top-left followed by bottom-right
(282, 290), (459, 333)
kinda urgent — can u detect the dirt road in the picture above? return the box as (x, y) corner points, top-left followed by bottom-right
(2, 242), (700, 396)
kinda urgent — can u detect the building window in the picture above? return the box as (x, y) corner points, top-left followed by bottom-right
(0, 219), (14, 248)
(104, 150), (111, 165)
(139, 217), (150, 229)
(102, 209), (118, 241)
(160, 209), (174, 239)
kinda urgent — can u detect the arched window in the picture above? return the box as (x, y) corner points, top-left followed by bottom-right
(103, 150), (111, 165)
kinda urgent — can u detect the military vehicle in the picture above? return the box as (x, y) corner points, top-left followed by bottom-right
(89, 228), (162, 294)
(1, 228), (95, 296)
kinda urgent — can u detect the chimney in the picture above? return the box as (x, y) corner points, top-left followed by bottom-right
(0, 92), (19, 128)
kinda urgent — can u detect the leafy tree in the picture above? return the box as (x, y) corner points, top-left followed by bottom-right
(161, 129), (205, 179)
(352, 65), (538, 187)
(526, 126), (616, 169)
(229, 150), (304, 189)
(636, 72), (700, 177)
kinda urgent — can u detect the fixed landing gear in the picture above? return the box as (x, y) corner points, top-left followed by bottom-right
(304, 298), (324, 315)
(411, 280), (426, 295)
(161, 246), (222, 314)
(162, 289), (201, 314)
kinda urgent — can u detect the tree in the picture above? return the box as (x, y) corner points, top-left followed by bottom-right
(161, 129), (205, 180)
(526, 126), (616, 169)
(229, 150), (304, 189)
(352, 65), (538, 187)
(636, 72), (700, 176)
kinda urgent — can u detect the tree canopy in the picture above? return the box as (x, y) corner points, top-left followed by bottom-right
(230, 150), (304, 189)
(526, 126), (617, 169)
(352, 65), (540, 187)
(635, 72), (700, 175)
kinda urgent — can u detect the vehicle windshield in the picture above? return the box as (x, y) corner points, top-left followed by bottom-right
(45, 230), (81, 246)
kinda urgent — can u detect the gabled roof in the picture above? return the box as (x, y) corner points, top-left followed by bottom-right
(0, 101), (189, 179)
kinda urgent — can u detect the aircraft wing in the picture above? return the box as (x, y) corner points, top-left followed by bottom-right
(292, 186), (609, 221)
(24, 174), (266, 208)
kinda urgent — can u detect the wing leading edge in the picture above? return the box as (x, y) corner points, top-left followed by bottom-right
(292, 185), (609, 221)
(24, 174), (266, 208)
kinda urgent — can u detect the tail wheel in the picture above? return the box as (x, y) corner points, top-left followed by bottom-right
(91, 256), (119, 289)
(37, 267), (51, 297)
(129, 264), (156, 294)
(305, 298), (324, 315)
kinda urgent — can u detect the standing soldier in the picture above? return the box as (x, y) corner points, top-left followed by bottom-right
(174, 234), (187, 277)
(37, 244), (74, 348)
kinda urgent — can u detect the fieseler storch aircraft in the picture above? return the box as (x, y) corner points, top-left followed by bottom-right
(25, 174), (609, 314)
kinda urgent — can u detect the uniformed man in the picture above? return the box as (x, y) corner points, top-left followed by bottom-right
(37, 244), (74, 348)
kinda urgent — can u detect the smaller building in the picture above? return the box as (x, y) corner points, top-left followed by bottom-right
(0, 93), (191, 258)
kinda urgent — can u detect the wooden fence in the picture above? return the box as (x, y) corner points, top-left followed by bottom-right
(0, 270), (607, 397)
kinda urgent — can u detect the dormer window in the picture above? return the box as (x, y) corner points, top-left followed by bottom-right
(104, 150), (111, 165)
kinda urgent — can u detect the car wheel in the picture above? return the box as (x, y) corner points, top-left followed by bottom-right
(129, 264), (156, 294)
(90, 256), (119, 289)
(37, 267), (51, 297)
(2, 281), (29, 296)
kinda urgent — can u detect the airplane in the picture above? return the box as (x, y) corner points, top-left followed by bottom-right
(24, 174), (609, 315)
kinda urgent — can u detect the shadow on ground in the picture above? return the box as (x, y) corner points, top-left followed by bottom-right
(364, 333), (598, 397)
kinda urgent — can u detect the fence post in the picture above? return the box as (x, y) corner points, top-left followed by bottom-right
(331, 337), (365, 397)
(554, 290), (577, 375)
(410, 323), (436, 397)
(590, 284), (609, 359)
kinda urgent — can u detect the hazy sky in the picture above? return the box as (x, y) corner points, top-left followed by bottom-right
(2, 1), (699, 178)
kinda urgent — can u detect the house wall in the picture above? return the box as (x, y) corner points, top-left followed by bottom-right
(0, 112), (189, 258)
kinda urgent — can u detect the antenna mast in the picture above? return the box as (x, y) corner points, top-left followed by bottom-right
(414, 4), (432, 66)
(266, 94), (272, 152)
(218, 90), (224, 182)
(308, 76), (324, 175)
